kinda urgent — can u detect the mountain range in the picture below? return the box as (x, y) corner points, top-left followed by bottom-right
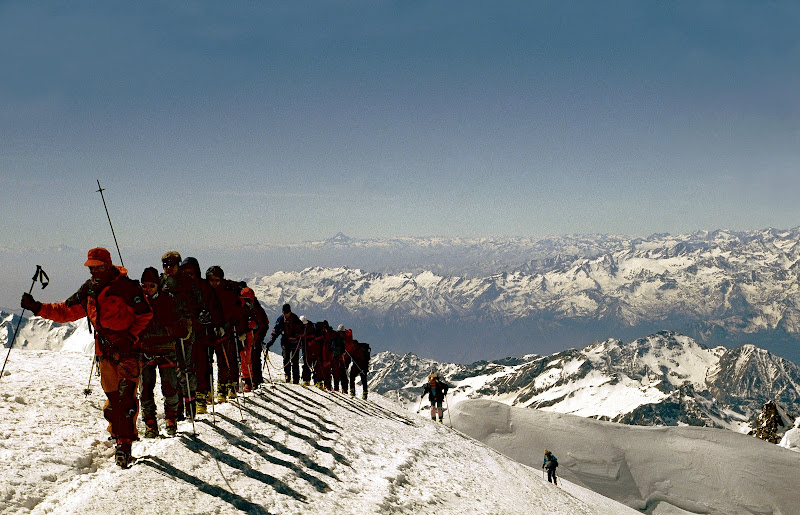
(367, 331), (800, 439)
(243, 227), (800, 363)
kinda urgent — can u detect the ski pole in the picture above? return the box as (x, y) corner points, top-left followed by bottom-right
(263, 348), (275, 387)
(96, 180), (124, 267)
(208, 346), (216, 426)
(263, 346), (274, 387)
(445, 393), (453, 427)
(84, 357), (96, 396)
(232, 327), (246, 403)
(177, 337), (197, 435)
(1, 265), (49, 382)
(416, 396), (423, 413)
(221, 344), (245, 421)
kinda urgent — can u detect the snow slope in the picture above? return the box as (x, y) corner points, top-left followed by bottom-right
(452, 399), (800, 514)
(0, 350), (632, 515)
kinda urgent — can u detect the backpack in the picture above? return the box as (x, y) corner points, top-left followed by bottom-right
(343, 328), (354, 353)
(550, 455), (558, 468)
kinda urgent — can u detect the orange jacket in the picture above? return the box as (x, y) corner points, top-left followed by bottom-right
(37, 267), (153, 356)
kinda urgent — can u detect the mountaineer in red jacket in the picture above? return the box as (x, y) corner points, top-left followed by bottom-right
(21, 247), (152, 468)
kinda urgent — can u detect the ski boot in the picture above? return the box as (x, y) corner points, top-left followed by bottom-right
(115, 439), (134, 468)
(242, 379), (252, 393)
(350, 390), (356, 398)
(143, 419), (159, 439)
(362, 391), (368, 400)
(196, 393), (207, 415)
(165, 418), (177, 437)
(216, 386), (228, 404)
(302, 381), (311, 387)
(176, 397), (185, 422)
(185, 398), (196, 421)
(227, 383), (238, 400)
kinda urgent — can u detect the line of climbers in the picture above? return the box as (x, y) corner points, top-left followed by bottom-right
(20, 247), (372, 468)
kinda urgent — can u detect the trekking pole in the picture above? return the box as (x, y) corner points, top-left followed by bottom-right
(263, 347), (275, 387)
(221, 345), (245, 421)
(1, 266), (49, 382)
(208, 346), (216, 426)
(416, 396), (423, 413)
(177, 337), (197, 435)
(232, 327), (247, 404)
(83, 357), (97, 396)
(96, 180), (124, 267)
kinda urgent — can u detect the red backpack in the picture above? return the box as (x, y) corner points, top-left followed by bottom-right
(343, 328), (354, 354)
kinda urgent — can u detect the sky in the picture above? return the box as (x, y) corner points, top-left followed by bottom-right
(2, 1), (800, 254)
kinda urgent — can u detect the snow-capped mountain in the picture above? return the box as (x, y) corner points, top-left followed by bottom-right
(242, 227), (800, 363)
(0, 311), (91, 353)
(368, 331), (800, 436)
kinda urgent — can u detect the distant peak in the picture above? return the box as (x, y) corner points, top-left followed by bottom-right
(326, 232), (353, 244)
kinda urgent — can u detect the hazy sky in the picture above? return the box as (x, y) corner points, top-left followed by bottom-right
(2, 1), (799, 252)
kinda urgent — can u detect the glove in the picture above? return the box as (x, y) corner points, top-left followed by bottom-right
(198, 309), (212, 325)
(214, 326), (225, 338)
(237, 332), (247, 342)
(21, 293), (42, 315)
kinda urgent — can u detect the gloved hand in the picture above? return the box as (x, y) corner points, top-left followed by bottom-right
(198, 309), (212, 325)
(214, 326), (225, 338)
(21, 293), (42, 315)
(237, 332), (247, 342)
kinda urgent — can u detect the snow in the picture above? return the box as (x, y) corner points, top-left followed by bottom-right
(452, 399), (800, 514)
(0, 349), (631, 514)
(780, 417), (800, 452)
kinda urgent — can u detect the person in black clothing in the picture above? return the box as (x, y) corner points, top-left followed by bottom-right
(266, 303), (303, 383)
(542, 449), (558, 485)
(422, 372), (449, 423)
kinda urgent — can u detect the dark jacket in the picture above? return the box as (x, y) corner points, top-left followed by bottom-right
(138, 292), (190, 356)
(269, 312), (302, 350)
(252, 301), (269, 344)
(423, 379), (449, 403)
(213, 279), (247, 338)
(543, 453), (558, 470)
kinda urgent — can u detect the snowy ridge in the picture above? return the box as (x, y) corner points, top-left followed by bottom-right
(370, 331), (800, 435)
(0, 351), (632, 514)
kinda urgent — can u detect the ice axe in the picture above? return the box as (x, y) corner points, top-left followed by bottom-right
(0, 266), (49, 383)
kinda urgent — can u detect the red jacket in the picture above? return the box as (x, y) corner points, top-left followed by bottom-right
(37, 267), (153, 356)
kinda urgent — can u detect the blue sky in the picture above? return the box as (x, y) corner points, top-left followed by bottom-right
(2, 1), (799, 252)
